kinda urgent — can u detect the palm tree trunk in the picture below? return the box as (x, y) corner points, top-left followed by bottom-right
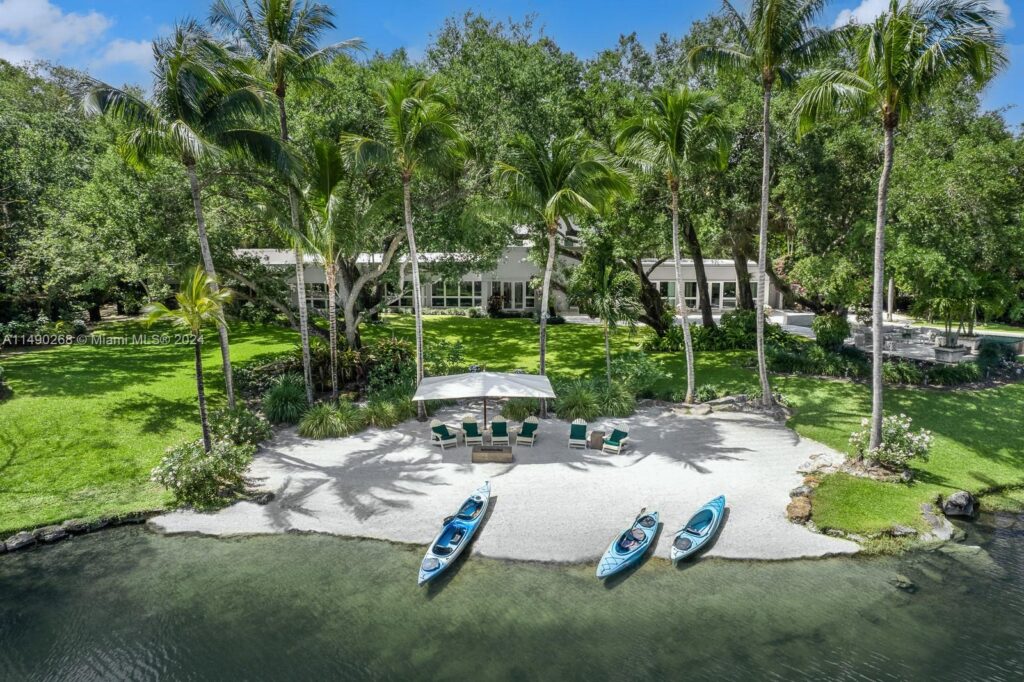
(538, 224), (558, 417)
(886, 277), (895, 322)
(670, 180), (696, 404)
(603, 322), (612, 384)
(276, 95), (315, 405)
(869, 124), (896, 450)
(755, 84), (774, 408)
(402, 175), (427, 421)
(682, 217), (716, 328)
(194, 338), (212, 452)
(732, 240), (754, 310)
(327, 264), (339, 400)
(185, 162), (235, 409)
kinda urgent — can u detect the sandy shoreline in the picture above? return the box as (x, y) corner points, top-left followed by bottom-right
(149, 405), (859, 562)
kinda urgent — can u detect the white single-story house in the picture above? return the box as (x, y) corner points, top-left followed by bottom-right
(235, 244), (780, 315)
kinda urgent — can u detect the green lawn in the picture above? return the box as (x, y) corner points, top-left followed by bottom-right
(0, 322), (298, 535)
(2, 314), (1022, 538)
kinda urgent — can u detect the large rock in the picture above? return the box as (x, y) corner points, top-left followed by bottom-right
(941, 491), (977, 518)
(4, 531), (36, 551)
(34, 525), (68, 543)
(61, 518), (91, 535)
(786, 497), (812, 524)
(690, 403), (712, 416)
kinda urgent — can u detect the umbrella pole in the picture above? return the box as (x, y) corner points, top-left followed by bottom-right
(483, 398), (488, 431)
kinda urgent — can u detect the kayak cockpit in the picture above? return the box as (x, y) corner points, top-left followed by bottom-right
(456, 498), (483, 520)
(684, 510), (714, 536)
(432, 525), (466, 555)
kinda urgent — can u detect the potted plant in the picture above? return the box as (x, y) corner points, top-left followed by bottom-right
(931, 297), (967, 364)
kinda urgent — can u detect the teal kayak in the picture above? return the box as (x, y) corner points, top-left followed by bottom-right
(670, 495), (726, 563)
(596, 510), (658, 579)
(418, 482), (491, 586)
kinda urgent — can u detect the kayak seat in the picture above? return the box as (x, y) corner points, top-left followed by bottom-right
(450, 530), (464, 545)
(433, 545), (453, 556)
(630, 528), (646, 541)
(457, 501), (481, 520)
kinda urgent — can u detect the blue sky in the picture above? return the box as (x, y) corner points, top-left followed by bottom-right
(1, 0), (1021, 126)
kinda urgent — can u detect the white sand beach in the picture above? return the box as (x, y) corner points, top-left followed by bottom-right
(150, 404), (859, 562)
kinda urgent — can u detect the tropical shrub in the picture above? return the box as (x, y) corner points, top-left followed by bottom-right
(642, 323), (685, 352)
(694, 384), (720, 403)
(976, 338), (1017, 376)
(210, 406), (272, 446)
(594, 381), (636, 417)
(926, 362), (981, 386)
(262, 373), (309, 424)
(298, 401), (366, 438)
(502, 397), (540, 422)
(363, 399), (400, 428)
(610, 352), (663, 398)
(746, 384), (789, 407)
(425, 339), (466, 376)
(882, 361), (926, 385)
(812, 313), (851, 352)
(849, 414), (932, 471)
(767, 343), (868, 378)
(552, 378), (600, 421)
(151, 439), (256, 508)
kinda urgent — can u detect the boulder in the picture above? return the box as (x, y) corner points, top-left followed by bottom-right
(4, 531), (36, 551)
(789, 485), (814, 498)
(0, 541), (6, 554)
(786, 497), (812, 524)
(61, 518), (91, 535)
(705, 396), (739, 407)
(888, 574), (917, 593)
(941, 491), (977, 518)
(890, 524), (918, 538)
(690, 403), (712, 416)
(34, 525), (68, 543)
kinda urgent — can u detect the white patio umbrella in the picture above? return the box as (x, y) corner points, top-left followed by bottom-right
(412, 372), (556, 429)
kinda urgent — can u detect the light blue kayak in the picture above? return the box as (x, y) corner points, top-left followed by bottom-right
(418, 482), (490, 586)
(596, 510), (659, 579)
(670, 495), (726, 563)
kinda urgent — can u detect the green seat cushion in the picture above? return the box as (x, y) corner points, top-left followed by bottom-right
(520, 421), (538, 437)
(608, 428), (628, 443)
(569, 423), (587, 440)
(463, 422), (480, 437)
(492, 422), (508, 437)
(432, 424), (453, 440)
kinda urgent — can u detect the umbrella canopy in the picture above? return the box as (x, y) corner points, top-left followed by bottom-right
(413, 372), (556, 402)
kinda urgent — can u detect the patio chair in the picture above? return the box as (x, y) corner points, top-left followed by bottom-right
(462, 418), (484, 446)
(490, 417), (510, 446)
(568, 418), (588, 449)
(602, 425), (630, 455)
(516, 416), (539, 446)
(429, 419), (459, 450)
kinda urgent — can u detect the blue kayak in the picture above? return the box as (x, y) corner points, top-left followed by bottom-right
(670, 495), (726, 563)
(418, 482), (491, 586)
(596, 510), (659, 579)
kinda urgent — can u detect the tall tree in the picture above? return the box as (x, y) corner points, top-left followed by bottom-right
(84, 21), (291, 408)
(794, 0), (1005, 448)
(495, 133), (630, 411)
(341, 72), (467, 419)
(616, 87), (730, 403)
(567, 236), (642, 382)
(145, 267), (233, 452)
(691, 0), (839, 407)
(210, 0), (362, 405)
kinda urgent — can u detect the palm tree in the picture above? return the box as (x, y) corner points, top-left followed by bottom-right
(616, 87), (730, 404)
(341, 72), (466, 420)
(145, 267), (233, 452)
(83, 21), (291, 409)
(567, 237), (642, 382)
(495, 133), (631, 412)
(209, 0), (362, 406)
(691, 0), (839, 407)
(794, 0), (1005, 448)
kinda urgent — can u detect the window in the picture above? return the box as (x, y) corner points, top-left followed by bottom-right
(382, 282), (414, 308)
(683, 282), (698, 309)
(751, 282), (759, 305)
(708, 282), (722, 309)
(722, 282), (737, 309)
(492, 281), (535, 309)
(431, 280), (482, 308)
(657, 281), (676, 307)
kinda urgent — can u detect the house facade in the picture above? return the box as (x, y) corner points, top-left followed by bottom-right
(236, 245), (778, 315)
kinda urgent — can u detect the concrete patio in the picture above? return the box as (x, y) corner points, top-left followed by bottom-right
(150, 404), (859, 562)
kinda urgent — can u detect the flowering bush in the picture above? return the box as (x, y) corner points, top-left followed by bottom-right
(210, 406), (272, 446)
(849, 414), (932, 471)
(151, 439), (255, 508)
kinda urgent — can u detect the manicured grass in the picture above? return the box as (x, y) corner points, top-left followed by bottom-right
(2, 313), (1022, 537)
(0, 322), (298, 535)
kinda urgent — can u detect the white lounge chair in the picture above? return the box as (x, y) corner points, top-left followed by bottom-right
(602, 425), (630, 455)
(430, 419), (458, 450)
(516, 416), (539, 446)
(568, 418), (588, 449)
(462, 418), (484, 446)
(489, 418), (510, 446)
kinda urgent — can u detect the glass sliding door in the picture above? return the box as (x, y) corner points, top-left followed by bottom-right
(722, 282), (737, 309)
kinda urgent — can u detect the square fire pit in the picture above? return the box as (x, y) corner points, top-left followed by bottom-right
(472, 445), (514, 463)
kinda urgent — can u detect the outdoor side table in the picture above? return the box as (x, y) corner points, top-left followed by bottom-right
(589, 430), (605, 450)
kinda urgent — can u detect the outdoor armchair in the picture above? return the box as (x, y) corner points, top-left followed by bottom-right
(430, 419), (459, 450)
(516, 416), (539, 446)
(568, 418), (588, 449)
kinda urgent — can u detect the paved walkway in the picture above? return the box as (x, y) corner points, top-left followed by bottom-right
(151, 405), (858, 562)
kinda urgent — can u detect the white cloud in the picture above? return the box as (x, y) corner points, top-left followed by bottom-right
(834, 0), (1014, 28)
(0, 0), (112, 63)
(91, 38), (153, 71)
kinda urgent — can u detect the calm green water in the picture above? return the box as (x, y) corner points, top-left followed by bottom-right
(1, 518), (1021, 681)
